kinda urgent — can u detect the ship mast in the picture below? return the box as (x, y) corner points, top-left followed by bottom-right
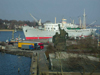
(83, 9), (86, 29)
(79, 17), (82, 28)
(73, 20), (74, 24)
(55, 17), (56, 24)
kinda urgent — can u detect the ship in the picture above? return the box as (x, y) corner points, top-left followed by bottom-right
(22, 10), (97, 40)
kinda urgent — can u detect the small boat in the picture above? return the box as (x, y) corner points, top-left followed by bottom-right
(14, 28), (17, 33)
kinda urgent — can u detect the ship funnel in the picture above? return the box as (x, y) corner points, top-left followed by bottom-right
(62, 19), (67, 24)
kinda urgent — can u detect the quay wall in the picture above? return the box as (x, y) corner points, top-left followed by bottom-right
(0, 49), (33, 57)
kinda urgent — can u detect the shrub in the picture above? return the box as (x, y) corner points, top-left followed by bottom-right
(45, 44), (56, 59)
(0, 42), (6, 46)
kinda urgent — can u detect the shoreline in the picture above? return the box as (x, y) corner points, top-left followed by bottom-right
(0, 49), (33, 57)
(0, 29), (14, 31)
(0, 29), (22, 31)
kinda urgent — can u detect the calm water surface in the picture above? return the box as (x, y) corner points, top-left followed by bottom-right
(0, 31), (31, 75)
(0, 52), (31, 75)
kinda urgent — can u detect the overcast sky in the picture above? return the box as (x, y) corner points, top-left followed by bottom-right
(0, 0), (100, 25)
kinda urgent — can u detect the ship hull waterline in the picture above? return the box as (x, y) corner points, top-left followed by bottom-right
(25, 35), (90, 40)
(26, 37), (52, 40)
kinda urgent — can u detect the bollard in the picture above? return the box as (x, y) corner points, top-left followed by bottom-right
(18, 68), (20, 72)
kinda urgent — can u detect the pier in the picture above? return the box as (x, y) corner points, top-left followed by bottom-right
(30, 52), (38, 75)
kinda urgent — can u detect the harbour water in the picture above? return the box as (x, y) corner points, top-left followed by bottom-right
(0, 52), (31, 75)
(0, 31), (25, 42)
(0, 31), (31, 75)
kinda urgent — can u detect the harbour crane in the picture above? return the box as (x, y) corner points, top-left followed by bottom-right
(70, 17), (74, 24)
(30, 13), (41, 25)
(86, 20), (97, 28)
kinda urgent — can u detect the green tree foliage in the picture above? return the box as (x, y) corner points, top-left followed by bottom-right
(0, 41), (6, 46)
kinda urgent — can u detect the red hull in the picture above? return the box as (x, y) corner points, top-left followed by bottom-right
(26, 37), (52, 40)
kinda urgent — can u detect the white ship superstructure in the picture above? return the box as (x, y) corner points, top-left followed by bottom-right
(22, 10), (97, 40)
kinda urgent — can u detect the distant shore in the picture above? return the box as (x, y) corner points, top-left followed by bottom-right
(0, 29), (14, 31)
(0, 29), (22, 31)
